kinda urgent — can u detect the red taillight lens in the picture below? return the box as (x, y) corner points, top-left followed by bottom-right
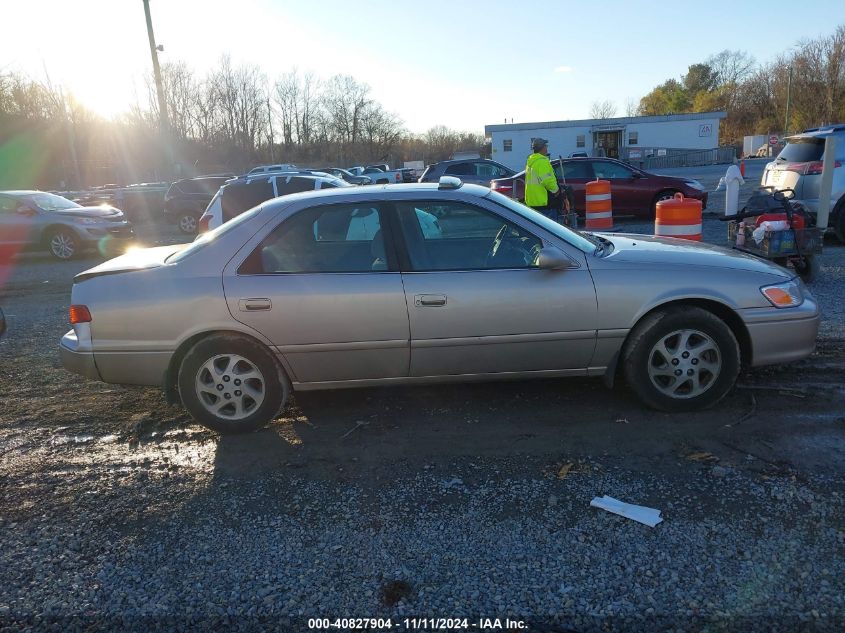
(803, 160), (841, 175)
(198, 214), (211, 233)
(492, 182), (513, 192)
(69, 305), (92, 324)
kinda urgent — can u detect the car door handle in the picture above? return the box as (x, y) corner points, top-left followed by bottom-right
(238, 298), (272, 311)
(414, 294), (447, 307)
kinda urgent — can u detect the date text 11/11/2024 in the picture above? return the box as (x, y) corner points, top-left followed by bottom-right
(308, 617), (529, 630)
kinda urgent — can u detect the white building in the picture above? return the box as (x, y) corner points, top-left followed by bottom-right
(485, 111), (727, 171)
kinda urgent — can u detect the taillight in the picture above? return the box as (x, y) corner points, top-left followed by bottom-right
(492, 182), (513, 193)
(69, 305), (92, 324)
(198, 214), (211, 233)
(803, 160), (841, 175)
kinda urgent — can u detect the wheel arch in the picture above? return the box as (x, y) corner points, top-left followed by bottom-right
(604, 297), (751, 387)
(162, 329), (290, 405)
(41, 223), (81, 246)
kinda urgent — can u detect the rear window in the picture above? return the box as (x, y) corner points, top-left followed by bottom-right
(222, 180), (275, 222)
(777, 138), (824, 163)
(445, 162), (473, 176)
(166, 204), (265, 264)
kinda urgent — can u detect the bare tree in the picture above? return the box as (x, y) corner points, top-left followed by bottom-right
(589, 99), (617, 119)
(624, 98), (638, 117)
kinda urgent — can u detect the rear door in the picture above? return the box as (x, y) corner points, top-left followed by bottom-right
(223, 201), (409, 384)
(589, 160), (639, 213)
(394, 197), (598, 377)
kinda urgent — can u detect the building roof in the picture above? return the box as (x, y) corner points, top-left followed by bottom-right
(485, 111), (727, 134)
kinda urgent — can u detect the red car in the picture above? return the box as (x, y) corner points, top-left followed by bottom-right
(490, 157), (708, 218)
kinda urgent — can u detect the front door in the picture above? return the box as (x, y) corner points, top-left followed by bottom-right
(393, 198), (598, 377)
(595, 131), (621, 159)
(223, 202), (409, 384)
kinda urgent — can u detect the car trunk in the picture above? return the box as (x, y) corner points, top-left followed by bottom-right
(762, 137), (826, 199)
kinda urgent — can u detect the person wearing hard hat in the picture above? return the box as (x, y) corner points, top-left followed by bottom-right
(524, 138), (559, 219)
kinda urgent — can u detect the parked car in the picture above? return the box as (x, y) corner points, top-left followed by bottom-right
(315, 167), (372, 185)
(163, 176), (234, 234)
(491, 157), (707, 217)
(397, 168), (417, 183)
(347, 166), (403, 184)
(247, 164), (298, 176)
(198, 172), (350, 233)
(761, 124), (845, 242)
(0, 190), (134, 260)
(60, 177), (818, 433)
(419, 159), (515, 187)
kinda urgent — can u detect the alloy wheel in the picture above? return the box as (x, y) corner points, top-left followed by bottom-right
(646, 329), (722, 399)
(195, 354), (265, 421)
(50, 232), (75, 259)
(179, 215), (197, 233)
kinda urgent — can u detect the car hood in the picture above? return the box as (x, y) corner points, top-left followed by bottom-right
(599, 233), (793, 278)
(48, 205), (124, 218)
(74, 244), (183, 282)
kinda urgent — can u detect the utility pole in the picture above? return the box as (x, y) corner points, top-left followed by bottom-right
(143, 0), (173, 180)
(784, 65), (793, 136)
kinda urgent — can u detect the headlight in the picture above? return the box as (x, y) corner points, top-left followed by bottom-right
(760, 280), (803, 308)
(74, 217), (100, 225)
(684, 180), (705, 191)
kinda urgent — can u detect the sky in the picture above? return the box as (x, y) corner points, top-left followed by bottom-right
(2, 0), (843, 134)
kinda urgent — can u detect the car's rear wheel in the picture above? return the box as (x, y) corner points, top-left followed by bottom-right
(177, 213), (198, 234)
(178, 334), (289, 433)
(48, 228), (80, 260)
(623, 306), (740, 412)
(651, 189), (680, 215)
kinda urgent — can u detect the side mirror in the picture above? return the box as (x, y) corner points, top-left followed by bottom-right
(538, 246), (575, 270)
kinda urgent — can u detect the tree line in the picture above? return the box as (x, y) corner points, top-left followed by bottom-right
(635, 25), (845, 144)
(0, 57), (486, 189)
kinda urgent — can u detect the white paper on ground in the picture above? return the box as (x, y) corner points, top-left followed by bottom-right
(590, 495), (663, 527)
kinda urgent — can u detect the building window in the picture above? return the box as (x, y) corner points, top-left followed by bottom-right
(628, 131), (638, 145)
(576, 135), (585, 148)
(503, 139), (512, 152)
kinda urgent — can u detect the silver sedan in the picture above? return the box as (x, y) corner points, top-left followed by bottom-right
(60, 178), (820, 433)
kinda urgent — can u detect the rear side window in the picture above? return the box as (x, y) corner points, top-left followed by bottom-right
(239, 204), (388, 274)
(221, 180), (275, 222)
(445, 162), (473, 176)
(557, 161), (593, 179)
(277, 177), (316, 195)
(777, 138), (824, 163)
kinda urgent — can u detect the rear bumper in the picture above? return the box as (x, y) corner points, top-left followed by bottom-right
(60, 328), (102, 381)
(740, 292), (821, 366)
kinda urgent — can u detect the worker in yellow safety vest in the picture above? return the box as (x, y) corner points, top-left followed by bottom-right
(524, 138), (559, 218)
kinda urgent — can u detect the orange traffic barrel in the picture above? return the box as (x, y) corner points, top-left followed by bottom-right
(654, 193), (702, 241)
(585, 179), (613, 230)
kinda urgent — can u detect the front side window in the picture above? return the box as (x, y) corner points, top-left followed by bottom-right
(239, 204), (388, 274)
(0, 196), (20, 213)
(592, 161), (634, 179)
(396, 200), (541, 271)
(555, 161), (594, 180)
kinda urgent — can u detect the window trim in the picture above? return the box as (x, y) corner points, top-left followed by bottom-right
(236, 201), (400, 276)
(391, 198), (545, 274)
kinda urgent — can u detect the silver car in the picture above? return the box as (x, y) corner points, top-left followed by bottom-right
(761, 124), (845, 241)
(0, 190), (134, 260)
(60, 178), (820, 433)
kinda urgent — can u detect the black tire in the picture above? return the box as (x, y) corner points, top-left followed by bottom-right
(177, 213), (199, 234)
(47, 228), (80, 260)
(623, 306), (740, 412)
(178, 334), (289, 434)
(793, 255), (820, 283)
(651, 189), (680, 216)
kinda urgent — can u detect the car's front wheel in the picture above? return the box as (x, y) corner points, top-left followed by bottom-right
(48, 228), (80, 260)
(652, 189), (680, 215)
(623, 306), (740, 412)
(178, 334), (289, 433)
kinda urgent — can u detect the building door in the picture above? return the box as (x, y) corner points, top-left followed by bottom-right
(595, 131), (621, 159)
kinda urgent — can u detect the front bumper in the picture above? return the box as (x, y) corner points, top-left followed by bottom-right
(81, 223), (135, 242)
(740, 290), (821, 366)
(60, 326), (102, 380)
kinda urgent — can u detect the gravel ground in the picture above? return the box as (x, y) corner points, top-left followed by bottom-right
(1, 201), (845, 631)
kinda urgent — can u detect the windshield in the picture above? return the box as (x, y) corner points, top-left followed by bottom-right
(777, 137), (824, 162)
(485, 190), (598, 253)
(27, 193), (81, 211)
(166, 203), (266, 263)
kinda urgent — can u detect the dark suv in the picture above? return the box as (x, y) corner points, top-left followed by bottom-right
(419, 159), (514, 187)
(163, 175), (234, 234)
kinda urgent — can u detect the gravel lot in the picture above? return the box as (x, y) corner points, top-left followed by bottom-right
(1, 194), (844, 632)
